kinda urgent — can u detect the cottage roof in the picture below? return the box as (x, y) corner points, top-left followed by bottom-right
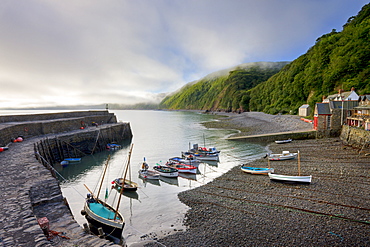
(359, 95), (370, 101)
(299, 104), (310, 109)
(330, 100), (358, 110)
(316, 103), (331, 115)
(324, 90), (359, 102)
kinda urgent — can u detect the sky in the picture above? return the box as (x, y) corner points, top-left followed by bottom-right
(0, 0), (368, 108)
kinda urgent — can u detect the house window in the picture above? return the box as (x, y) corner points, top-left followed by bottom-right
(327, 116), (331, 129)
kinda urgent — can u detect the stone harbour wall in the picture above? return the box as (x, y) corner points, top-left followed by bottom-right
(0, 111), (132, 246)
(340, 124), (370, 151)
(0, 110), (117, 147)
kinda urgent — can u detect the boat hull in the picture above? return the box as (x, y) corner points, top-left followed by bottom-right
(241, 166), (274, 175)
(113, 178), (138, 191)
(268, 153), (297, 161)
(83, 201), (124, 240)
(138, 169), (160, 179)
(268, 173), (312, 184)
(165, 162), (197, 174)
(153, 166), (179, 177)
(275, 139), (292, 144)
(169, 157), (201, 164)
(64, 158), (81, 163)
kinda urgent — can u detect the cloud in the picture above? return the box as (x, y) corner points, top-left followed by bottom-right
(0, 0), (367, 108)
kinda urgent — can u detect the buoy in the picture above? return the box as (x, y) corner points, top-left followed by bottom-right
(0, 148), (3, 152)
(16, 137), (23, 142)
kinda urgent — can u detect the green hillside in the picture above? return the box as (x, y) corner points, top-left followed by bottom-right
(160, 3), (370, 114)
(159, 62), (289, 111)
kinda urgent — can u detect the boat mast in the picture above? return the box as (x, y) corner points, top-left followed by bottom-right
(114, 143), (134, 220)
(297, 150), (301, 176)
(97, 155), (111, 200)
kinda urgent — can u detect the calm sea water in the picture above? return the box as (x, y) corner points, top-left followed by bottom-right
(1, 109), (267, 246)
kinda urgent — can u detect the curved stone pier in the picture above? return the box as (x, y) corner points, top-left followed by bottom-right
(0, 111), (132, 247)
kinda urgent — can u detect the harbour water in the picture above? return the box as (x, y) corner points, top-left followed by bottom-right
(2, 109), (267, 246)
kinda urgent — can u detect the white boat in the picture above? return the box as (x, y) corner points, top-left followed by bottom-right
(241, 166), (274, 175)
(275, 138), (292, 144)
(169, 156), (201, 165)
(138, 169), (160, 180)
(138, 158), (160, 179)
(268, 173), (312, 183)
(268, 151), (297, 161)
(182, 151), (219, 161)
(268, 151), (312, 184)
(153, 165), (179, 178)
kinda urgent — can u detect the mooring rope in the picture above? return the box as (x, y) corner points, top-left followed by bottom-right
(35, 152), (85, 199)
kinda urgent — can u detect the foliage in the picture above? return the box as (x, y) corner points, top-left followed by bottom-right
(159, 62), (288, 111)
(248, 3), (370, 115)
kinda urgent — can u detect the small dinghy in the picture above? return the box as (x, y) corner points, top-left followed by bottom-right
(153, 165), (179, 178)
(164, 161), (197, 174)
(275, 138), (292, 144)
(268, 151), (297, 161)
(268, 151), (312, 184)
(241, 166), (274, 175)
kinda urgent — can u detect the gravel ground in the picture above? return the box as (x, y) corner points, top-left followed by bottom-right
(202, 111), (313, 137)
(144, 112), (369, 247)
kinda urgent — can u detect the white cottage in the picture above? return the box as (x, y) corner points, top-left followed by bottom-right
(299, 104), (311, 117)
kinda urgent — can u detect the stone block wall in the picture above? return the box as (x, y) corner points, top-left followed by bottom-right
(0, 111), (118, 147)
(340, 125), (370, 150)
(0, 110), (113, 123)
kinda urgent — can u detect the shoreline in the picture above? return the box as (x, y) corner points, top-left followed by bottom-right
(145, 112), (369, 247)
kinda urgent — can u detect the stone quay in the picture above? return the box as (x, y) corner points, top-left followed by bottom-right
(0, 111), (132, 246)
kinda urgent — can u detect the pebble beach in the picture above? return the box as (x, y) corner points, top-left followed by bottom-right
(144, 112), (370, 247)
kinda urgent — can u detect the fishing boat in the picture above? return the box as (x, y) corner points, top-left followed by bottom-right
(164, 161), (197, 174)
(153, 165), (179, 178)
(64, 157), (81, 163)
(268, 151), (312, 184)
(169, 156), (201, 165)
(275, 138), (292, 144)
(182, 151), (219, 161)
(82, 155), (125, 242)
(241, 166), (274, 175)
(106, 143), (122, 150)
(138, 158), (160, 180)
(112, 145), (138, 192)
(268, 151), (297, 161)
(112, 178), (138, 192)
(268, 173), (312, 183)
(188, 142), (220, 154)
(138, 169), (160, 180)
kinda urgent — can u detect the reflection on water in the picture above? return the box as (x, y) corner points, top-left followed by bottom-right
(54, 110), (267, 246)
